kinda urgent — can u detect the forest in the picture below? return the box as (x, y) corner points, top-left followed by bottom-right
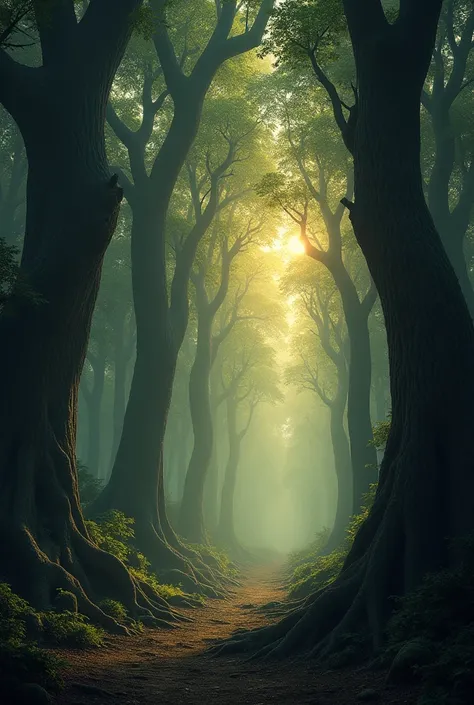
(0, 0), (473, 704)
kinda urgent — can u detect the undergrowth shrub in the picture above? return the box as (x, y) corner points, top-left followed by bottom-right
(287, 484), (377, 600)
(77, 462), (104, 506)
(86, 510), (204, 605)
(40, 611), (104, 648)
(189, 541), (239, 579)
(386, 535), (474, 704)
(0, 583), (63, 695)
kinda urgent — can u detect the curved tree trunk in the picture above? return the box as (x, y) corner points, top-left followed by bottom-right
(179, 312), (213, 543)
(216, 0), (474, 660)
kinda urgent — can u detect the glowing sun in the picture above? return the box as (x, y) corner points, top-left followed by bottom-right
(287, 235), (305, 256)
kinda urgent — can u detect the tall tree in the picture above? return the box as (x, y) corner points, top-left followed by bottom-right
(0, 1), (174, 626)
(284, 262), (352, 553)
(219, 0), (474, 659)
(94, 0), (274, 582)
(258, 164), (377, 513)
(216, 325), (282, 552)
(180, 206), (262, 544)
(422, 0), (474, 315)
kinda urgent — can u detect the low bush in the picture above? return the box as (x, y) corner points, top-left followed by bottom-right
(287, 484), (377, 600)
(386, 535), (474, 703)
(0, 583), (63, 696)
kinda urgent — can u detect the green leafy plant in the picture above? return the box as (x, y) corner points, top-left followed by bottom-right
(0, 583), (63, 695)
(287, 485), (377, 599)
(40, 611), (104, 648)
(77, 462), (104, 506)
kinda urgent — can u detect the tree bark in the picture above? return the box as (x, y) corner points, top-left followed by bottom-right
(0, 1), (178, 628)
(216, 0), (474, 660)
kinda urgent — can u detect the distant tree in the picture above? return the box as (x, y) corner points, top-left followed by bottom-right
(422, 1), (474, 315)
(284, 261), (352, 553)
(93, 0), (275, 586)
(258, 155), (377, 513)
(216, 325), (282, 552)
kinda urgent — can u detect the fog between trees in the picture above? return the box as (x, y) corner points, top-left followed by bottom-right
(1, 1), (474, 701)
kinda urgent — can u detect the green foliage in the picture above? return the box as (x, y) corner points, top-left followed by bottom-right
(0, 642), (63, 694)
(372, 415), (391, 450)
(0, 584), (63, 694)
(86, 511), (203, 604)
(98, 599), (128, 623)
(86, 510), (135, 564)
(190, 542), (239, 580)
(261, 0), (346, 68)
(0, 582), (31, 642)
(77, 462), (104, 506)
(387, 536), (474, 703)
(41, 611), (104, 649)
(287, 484), (377, 599)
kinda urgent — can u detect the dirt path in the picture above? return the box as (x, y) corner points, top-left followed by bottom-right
(55, 564), (418, 705)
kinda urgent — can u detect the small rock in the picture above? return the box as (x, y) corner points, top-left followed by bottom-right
(14, 683), (51, 705)
(356, 688), (381, 701)
(387, 639), (435, 684)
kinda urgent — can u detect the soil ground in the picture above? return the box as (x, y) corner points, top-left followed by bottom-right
(54, 564), (419, 705)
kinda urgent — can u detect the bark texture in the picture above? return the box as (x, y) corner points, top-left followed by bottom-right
(0, 1), (175, 627)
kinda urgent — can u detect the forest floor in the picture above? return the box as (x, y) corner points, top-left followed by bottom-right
(54, 563), (419, 705)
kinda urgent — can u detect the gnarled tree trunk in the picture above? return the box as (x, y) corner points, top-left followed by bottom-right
(0, 1), (178, 629)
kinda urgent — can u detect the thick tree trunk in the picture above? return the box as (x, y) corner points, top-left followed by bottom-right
(0, 113), (146, 629)
(94, 104), (213, 576)
(0, 1), (182, 630)
(216, 3), (474, 660)
(179, 312), (213, 544)
(90, 204), (219, 593)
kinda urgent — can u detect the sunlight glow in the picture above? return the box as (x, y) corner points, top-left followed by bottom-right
(287, 236), (305, 256)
